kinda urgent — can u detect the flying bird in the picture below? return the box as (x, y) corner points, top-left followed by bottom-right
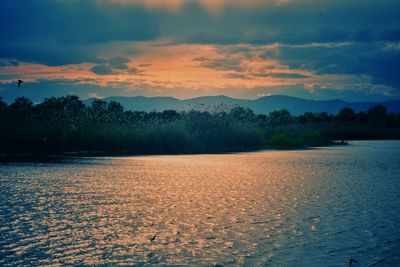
(150, 234), (156, 242)
(17, 79), (24, 88)
(349, 259), (357, 266)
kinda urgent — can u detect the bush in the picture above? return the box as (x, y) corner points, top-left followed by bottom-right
(268, 134), (295, 147)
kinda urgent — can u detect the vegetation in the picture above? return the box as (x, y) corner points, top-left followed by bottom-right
(0, 95), (400, 156)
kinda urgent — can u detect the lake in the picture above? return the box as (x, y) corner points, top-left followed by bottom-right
(1, 141), (400, 266)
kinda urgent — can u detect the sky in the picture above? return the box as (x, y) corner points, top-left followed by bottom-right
(0, 0), (400, 102)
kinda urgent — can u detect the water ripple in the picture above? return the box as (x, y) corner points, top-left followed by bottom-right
(1, 141), (400, 266)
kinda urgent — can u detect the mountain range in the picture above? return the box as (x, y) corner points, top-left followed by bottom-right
(84, 95), (400, 115)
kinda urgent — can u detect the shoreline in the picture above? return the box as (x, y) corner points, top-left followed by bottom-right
(0, 141), (348, 162)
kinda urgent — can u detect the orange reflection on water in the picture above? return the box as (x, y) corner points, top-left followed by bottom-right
(3, 142), (400, 265)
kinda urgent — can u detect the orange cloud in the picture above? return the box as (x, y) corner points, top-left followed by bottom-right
(2, 41), (375, 98)
(99, 0), (290, 13)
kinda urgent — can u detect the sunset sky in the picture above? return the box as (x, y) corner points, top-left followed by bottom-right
(1, 0), (399, 102)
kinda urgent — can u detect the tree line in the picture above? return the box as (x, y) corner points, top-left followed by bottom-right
(0, 96), (399, 155)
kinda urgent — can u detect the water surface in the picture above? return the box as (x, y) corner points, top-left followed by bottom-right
(1, 141), (400, 266)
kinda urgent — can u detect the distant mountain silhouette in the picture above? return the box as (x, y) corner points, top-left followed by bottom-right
(84, 95), (400, 115)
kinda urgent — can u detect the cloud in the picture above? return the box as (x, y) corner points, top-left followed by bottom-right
(1, 0), (400, 101)
(0, 58), (19, 67)
(264, 42), (400, 88)
(259, 72), (311, 79)
(224, 73), (251, 80)
(91, 64), (114, 75)
(1, 76), (398, 104)
(91, 57), (132, 75)
(98, 0), (288, 13)
(88, 92), (103, 99)
(196, 57), (243, 71)
(161, 0), (400, 45)
(0, 1), (159, 65)
(108, 57), (130, 69)
(304, 83), (317, 93)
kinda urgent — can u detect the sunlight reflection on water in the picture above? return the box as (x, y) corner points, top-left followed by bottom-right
(1, 141), (400, 266)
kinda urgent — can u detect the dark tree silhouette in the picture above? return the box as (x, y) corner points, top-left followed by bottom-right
(337, 107), (356, 123)
(367, 104), (388, 125)
(0, 97), (7, 111)
(268, 109), (294, 126)
(0, 95), (399, 156)
(9, 97), (33, 114)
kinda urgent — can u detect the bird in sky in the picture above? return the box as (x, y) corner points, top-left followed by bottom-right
(349, 259), (357, 266)
(17, 79), (24, 88)
(150, 234), (156, 242)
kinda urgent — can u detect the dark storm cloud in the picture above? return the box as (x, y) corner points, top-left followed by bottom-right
(0, 0), (160, 65)
(162, 0), (400, 45)
(2, 0), (399, 56)
(1, 0), (400, 99)
(263, 42), (400, 88)
(0, 1), (160, 44)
